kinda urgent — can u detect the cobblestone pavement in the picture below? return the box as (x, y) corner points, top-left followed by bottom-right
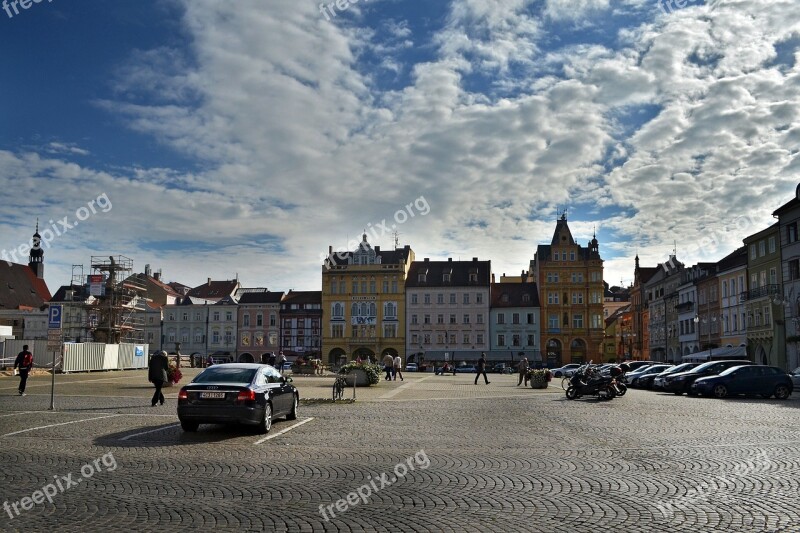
(0, 370), (799, 532)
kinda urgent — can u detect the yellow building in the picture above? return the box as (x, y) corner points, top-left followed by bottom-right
(529, 214), (605, 367)
(321, 234), (414, 365)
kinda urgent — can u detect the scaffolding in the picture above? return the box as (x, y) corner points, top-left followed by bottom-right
(87, 255), (147, 344)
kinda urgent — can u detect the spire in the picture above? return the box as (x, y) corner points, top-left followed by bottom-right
(29, 220), (44, 279)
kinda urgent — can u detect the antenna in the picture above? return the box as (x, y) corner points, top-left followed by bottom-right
(393, 230), (401, 249)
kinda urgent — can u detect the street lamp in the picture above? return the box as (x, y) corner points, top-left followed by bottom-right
(694, 315), (716, 358)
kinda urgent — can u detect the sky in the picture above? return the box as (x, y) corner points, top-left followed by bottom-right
(1, 0), (799, 294)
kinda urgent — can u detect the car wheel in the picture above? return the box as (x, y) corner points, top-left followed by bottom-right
(258, 403), (273, 434)
(554, 371), (562, 378)
(774, 385), (791, 400)
(287, 394), (298, 421)
(565, 387), (577, 400)
(180, 420), (198, 432)
(713, 384), (728, 399)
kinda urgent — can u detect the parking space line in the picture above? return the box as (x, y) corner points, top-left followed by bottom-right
(0, 411), (37, 418)
(120, 423), (180, 441)
(255, 417), (314, 444)
(0, 414), (119, 438)
(0, 375), (142, 391)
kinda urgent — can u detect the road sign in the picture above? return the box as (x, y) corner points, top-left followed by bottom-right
(47, 329), (62, 351)
(48, 305), (63, 329)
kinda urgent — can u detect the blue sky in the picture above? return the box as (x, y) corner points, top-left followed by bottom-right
(1, 0), (799, 293)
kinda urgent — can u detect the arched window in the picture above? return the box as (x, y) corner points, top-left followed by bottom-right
(351, 303), (358, 316)
(369, 302), (376, 316)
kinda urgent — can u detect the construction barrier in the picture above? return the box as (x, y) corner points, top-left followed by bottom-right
(1, 340), (149, 372)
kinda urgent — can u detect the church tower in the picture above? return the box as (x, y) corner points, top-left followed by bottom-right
(28, 220), (44, 279)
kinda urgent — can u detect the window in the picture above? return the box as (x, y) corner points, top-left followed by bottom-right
(469, 272), (478, 283)
(411, 294), (418, 304)
(759, 241), (766, 257)
(769, 236), (776, 254)
(331, 281), (338, 295)
(424, 294), (431, 304)
(450, 293), (456, 304)
(750, 244), (757, 259)
(182, 312), (188, 321)
(391, 281), (398, 293)
(450, 314), (456, 324)
(476, 293), (483, 304)
(497, 313), (505, 325)
(352, 281), (358, 294)
(423, 333), (431, 344)
(591, 314), (603, 329)
(243, 314), (250, 327)
(573, 314), (584, 328)
(463, 314), (470, 324)
(463, 294), (470, 304)
(212, 331), (220, 344)
(384, 324), (397, 338)
(790, 259), (800, 281)
(476, 333), (484, 344)
(789, 222), (798, 244)
(463, 333), (470, 344)
(226, 311), (233, 321)
(195, 312), (201, 321)
(449, 333), (456, 344)
(570, 251), (576, 261)
(527, 313), (535, 324)
(512, 334), (520, 346)
(443, 273), (451, 282)
(411, 314), (418, 325)
(548, 314), (558, 329)
(572, 292), (584, 304)
(512, 313), (520, 324)
(424, 314), (431, 324)
(194, 330), (202, 343)
(548, 292), (559, 304)
(339, 281), (346, 294)
(382, 280), (389, 293)
(213, 311), (220, 321)
(370, 280), (376, 293)
(498, 334), (505, 346)
(769, 267), (777, 285)
(476, 314), (484, 324)
(437, 293), (444, 304)
(385, 302), (397, 318)
(270, 314), (276, 327)
(527, 334), (535, 346)
(257, 313), (263, 327)
(437, 314), (444, 324)
(361, 281), (367, 293)
(546, 273), (559, 283)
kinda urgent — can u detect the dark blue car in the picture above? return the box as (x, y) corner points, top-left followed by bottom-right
(691, 365), (793, 399)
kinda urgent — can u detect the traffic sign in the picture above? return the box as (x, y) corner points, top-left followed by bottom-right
(48, 305), (63, 329)
(47, 329), (62, 351)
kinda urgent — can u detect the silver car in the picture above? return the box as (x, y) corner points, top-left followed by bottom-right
(791, 367), (800, 389)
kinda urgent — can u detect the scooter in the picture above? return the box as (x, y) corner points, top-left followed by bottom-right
(565, 365), (616, 401)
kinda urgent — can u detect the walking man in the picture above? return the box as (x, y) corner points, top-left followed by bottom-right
(278, 351), (287, 371)
(14, 345), (33, 396)
(393, 354), (404, 381)
(517, 357), (529, 387)
(148, 350), (169, 407)
(383, 354), (394, 380)
(475, 352), (490, 385)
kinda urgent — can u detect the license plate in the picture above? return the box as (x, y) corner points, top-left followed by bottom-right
(199, 392), (226, 399)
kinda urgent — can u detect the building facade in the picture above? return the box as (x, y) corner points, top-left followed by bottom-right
(529, 214), (604, 367)
(717, 247), (748, 350)
(489, 281), (541, 365)
(322, 235), (413, 364)
(236, 289), (282, 362)
(774, 185), (800, 371)
(406, 257), (491, 364)
(280, 290), (322, 360)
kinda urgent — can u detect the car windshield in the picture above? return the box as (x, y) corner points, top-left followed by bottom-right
(663, 363), (694, 374)
(193, 367), (257, 384)
(717, 365), (751, 376)
(643, 365), (670, 374)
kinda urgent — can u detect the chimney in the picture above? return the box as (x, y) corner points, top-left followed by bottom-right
(329, 245), (333, 255)
(154, 272), (161, 281)
(448, 258), (452, 262)
(145, 264), (152, 277)
(492, 273), (495, 283)
(424, 258), (429, 262)
(473, 257), (478, 261)
(207, 277), (212, 286)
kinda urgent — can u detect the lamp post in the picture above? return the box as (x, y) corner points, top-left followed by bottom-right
(694, 315), (715, 358)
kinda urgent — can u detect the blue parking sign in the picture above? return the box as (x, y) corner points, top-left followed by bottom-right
(48, 305), (63, 329)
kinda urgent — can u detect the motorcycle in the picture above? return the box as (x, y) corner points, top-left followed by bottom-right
(565, 364), (617, 401)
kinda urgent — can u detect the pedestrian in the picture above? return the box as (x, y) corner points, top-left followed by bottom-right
(13, 345), (33, 396)
(517, 357), (529, 386)
(475, 352), (490, 385)
(148, 350), (169, 407)
(393, 354), (404, 381)
(268, 352), (276, 367)
(383, 353), (394, 380)
(279, 351), (287, 371)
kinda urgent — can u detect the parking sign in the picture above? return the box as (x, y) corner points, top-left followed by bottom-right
(48, 305), (63, 329)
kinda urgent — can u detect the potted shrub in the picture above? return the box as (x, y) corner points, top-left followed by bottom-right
(527, 368), (551, 389)
(338, 361), (381, 386)
(165, 361), (183, 387)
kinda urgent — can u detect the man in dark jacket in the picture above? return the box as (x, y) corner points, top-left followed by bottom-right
(148, 351), (169, 406)
(14, 345), (34, 396)
(474, 352), (490, 385)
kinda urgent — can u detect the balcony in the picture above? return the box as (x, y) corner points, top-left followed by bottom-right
(675, 301), (694, 312)
(741, 284), (781, 302)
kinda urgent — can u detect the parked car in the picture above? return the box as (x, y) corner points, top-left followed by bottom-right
(492, 363), (514, 374)
(691, 365), (794, 399)
(628, 364), (672, 388)
(791, 367), (800, 389)
(177, 363), (298, 434)
(456, 365), (477, 373)
(622, 364), (662, 385)
(662, 360), (754, 395)
(652, 363), (700, 390)
(406, 363), (418, 372)
(623, 361), (656, 372)
(551, 364), (581, 378)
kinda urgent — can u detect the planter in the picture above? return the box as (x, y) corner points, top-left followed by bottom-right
(344, 369), (371, 387)
(296, 365), (316, 375)
(530, 379), (548, 389)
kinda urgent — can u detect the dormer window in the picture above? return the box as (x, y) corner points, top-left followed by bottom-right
(501, 293), (509, 303)
(418, 272), (427, 283)
(522, 293), (530, 303)
(443, 272), (451, 282)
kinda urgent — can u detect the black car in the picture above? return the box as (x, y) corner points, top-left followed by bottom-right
(691, 365), (794, 399)
(662, 360), (754, 395)
(177, 363), (298, 433)
(651, 363), (700, 390)
(628, 364), (672, 388)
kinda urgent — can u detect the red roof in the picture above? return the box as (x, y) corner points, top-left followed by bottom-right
(0, 261), (51, 309)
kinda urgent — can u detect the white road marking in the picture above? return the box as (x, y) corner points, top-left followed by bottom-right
(255, 417), (314, 444)
(120, 423), (181, 441)
(0, 375), (143, 390)
(0, 414), (119, 438)
(378, 375), (434, 399)
(0, 411), (36, 418)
